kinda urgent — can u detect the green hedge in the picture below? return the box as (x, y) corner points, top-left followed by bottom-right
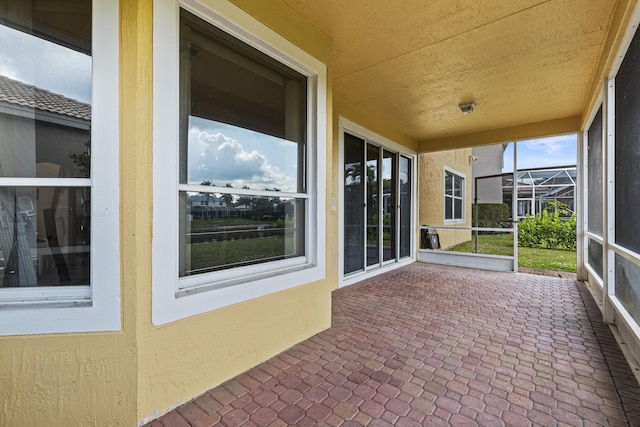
(518, 209), (576, 250)
(472, 203), (511, 228)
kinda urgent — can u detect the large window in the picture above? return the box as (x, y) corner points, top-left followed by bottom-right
(179, 10), (307, 276)
(0, 0), (119, 335)
(153, 0), (326, 324)
(444, 169), (465, 222)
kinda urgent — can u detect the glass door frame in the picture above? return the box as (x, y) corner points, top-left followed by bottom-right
(339, 117), (417, 287)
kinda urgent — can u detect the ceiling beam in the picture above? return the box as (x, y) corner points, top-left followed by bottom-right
(418, 116), (581, 153)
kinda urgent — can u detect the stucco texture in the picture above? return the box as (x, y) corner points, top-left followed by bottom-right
(3, 0), (640, 426)
(138, 0), (335, 423)
(419, 149), (473, 249)
(1, 1), (334, 426)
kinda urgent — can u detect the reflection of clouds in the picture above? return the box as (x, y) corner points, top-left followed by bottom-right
(0, 62), (17, 80)
(0, 25), (91, 103)
(188, 127), (295, 191)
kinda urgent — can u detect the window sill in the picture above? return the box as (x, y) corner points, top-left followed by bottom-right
(153, 261), (325, 326)
(176, 261), (315, 298)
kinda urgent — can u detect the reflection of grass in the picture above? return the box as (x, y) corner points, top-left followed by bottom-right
(191, 218), (270, 228)
(447, 233), (576, 272)
(189, 236), (286, 270)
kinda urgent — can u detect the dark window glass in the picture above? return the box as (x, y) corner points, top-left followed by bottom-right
(615, 26), (640, 253)
(399, 156), (411, 258)
(366, 145), (379, 267)
(382, 150), (396, 262)
(179, 9), (306, 192)
(0, 1), (91, 288)
(587, 106), (603, 236)
(344, 133), (365, 274)
(615, 254), (640, 324)
(178, 9), (308, 277)
(587, 238), (603, 280)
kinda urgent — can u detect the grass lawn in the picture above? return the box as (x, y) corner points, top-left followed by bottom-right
(447, 233), (577, 273)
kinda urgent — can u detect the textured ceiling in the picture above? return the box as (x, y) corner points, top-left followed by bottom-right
(280, 0), (617, 143)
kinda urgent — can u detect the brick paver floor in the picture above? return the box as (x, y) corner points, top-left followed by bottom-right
(147, 263), (640, 426)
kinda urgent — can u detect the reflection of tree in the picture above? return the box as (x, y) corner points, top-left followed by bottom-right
(344, 163), (361, 186)
(199, 181), (214, 208)
(222, 183), (234, 207)
(367, 164), (376, 184)
(236, 186), (252, 208)
(367, 163), (377, 227)
(70, 141), (91, 176)
(237, 195), (252, 207)
(249, 188), (285, 220)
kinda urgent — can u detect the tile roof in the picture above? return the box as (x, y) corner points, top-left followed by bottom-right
(0, 75), (91, 121)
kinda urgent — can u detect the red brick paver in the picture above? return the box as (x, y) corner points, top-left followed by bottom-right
(149, 264), (640, 426)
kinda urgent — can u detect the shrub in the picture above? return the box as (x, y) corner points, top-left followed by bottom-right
(472, 203), (511, 228)
(518, 206), (576, 250)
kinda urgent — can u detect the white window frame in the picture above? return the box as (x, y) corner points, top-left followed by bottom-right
(0, 0), (120, 336)
(152, 0), (327, 325)
(444, 167), (465, 223)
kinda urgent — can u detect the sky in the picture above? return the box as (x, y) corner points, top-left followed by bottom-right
(0, 24), (92, 103)
(502, 134), (577, 172)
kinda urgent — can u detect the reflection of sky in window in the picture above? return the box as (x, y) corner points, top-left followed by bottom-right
(0, 24), (91, 103)
(503, 134), (576, 172)
(187, 116), (299, 192)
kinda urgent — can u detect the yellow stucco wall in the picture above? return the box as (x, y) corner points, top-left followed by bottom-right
(0, 1), (147, 426)
(333, 96), (419, 154)
(137, 0), (337, 423)
(0, 333), (137, 426)
(1, 1), (335, 426)
(418, 149), (473, 249)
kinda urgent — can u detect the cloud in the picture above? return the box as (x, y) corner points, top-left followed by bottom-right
(0, 24), (91, 103)
(187, 127), (296, 191)
(520, 135), (576, 155)
(517, 135), (576, 169)
(0, 61), (18, 81)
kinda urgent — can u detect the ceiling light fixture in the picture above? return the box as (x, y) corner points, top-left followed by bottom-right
(459, 102), (475, 114)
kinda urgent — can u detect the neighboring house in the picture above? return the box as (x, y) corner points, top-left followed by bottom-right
(504, 166), (577, 218)
(472, 142), (578, 220)
(418, 148), (473, 250)
(472, 144), (508, 204)
(1, 1), (639, 426)
(0, 75), (91, 288)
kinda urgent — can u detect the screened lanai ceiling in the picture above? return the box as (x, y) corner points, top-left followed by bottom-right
(279, 0), (620, 147)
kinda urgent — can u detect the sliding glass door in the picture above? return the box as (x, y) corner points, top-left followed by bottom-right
(382, 150), (397, 263)
(344, 134), (365, 275)
(344, 132), (412, 276)
(399, 155), (412, 258)
(366, 145), (380, 267)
